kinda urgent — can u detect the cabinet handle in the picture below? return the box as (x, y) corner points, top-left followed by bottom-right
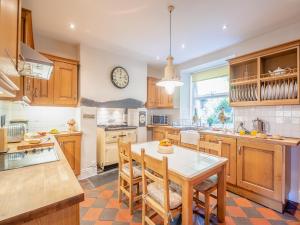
(33, 88), (38, 97)
(238, 146), (242, 154)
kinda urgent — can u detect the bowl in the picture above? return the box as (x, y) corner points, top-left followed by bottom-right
(158, 145), (174, 154)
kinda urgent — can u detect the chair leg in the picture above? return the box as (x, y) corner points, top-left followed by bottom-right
(137, 182), (140, 196)
(142, 201), (146, 225)
(118, 175), (122, 203)
(129, 184), (133, 215)
(205, 192), (211, 225)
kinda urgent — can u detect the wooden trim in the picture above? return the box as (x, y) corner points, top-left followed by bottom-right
(229, 40), (300, 64)
(41, 52), (79, 65)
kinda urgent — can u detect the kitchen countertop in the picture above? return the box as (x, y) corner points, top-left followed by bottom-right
(147, 124), (300, 146)
(0, 135), (84, 225)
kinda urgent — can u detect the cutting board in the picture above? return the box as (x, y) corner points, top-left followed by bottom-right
(17, 142), (54, 150)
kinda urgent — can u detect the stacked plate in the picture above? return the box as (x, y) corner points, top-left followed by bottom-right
(261, 80), (298, 100)
(230, 84), (258, 102)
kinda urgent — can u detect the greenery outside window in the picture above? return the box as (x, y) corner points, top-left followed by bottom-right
(191, 66), (233, 127)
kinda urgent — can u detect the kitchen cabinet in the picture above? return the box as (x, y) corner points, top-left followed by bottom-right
(152, 127), (166, 141)
(147, 76), (173, 108)
(30, 54), (79, 107)
(56, 133), (81, 176)
(0, 0), (21, 98)
(236, 139), (284, 202)
(204, 134), (237, 185)
(229, 39), (300, 107)
(53, 60), (78, 106)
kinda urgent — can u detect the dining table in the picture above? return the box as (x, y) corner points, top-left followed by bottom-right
(131, 141), (228, 225)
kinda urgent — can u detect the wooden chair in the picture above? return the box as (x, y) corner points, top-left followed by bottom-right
(118, 140), (142, 214)
(165, 131), (181, 145)
(141, 149), (182, 225)
(194, 140), (222, 225)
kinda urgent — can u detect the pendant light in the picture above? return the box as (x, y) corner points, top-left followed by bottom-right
(156, 5), (183, 95)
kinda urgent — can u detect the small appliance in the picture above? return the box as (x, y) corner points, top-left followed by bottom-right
(151, 115), (168, 125)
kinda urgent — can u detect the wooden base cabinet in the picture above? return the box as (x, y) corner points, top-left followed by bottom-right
(56, 134), (81, 176)
(236, 140), (284, 203)
(204, 135), (237, 185)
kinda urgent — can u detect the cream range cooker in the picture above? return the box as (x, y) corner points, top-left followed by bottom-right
(96, 126), (137, 170)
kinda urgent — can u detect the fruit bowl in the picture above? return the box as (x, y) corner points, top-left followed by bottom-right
(158, 145), (174, 154)
(158, 139), (174, 154)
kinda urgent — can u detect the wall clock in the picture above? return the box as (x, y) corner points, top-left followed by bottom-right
(111, 66), (129, 89)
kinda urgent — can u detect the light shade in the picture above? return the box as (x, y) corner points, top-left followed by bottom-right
(156, 56), (183, 95)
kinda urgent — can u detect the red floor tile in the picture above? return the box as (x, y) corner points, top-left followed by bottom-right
(226, 206), (247, 217)
(94, 221), (113, 225)
(250, 218), (272, 225)
(115, 208), (132, 222)
(99, 190), (114, 199)
(82, 208), (103, 221)
(234, 197), (252, 208)
(80, 197), (96, 207)
(256, 207), (282, 220)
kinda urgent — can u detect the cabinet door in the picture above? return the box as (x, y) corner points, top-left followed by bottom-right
(152, 127), (165, 141)
(205, 135), (237, 185)
(57, 135), (81, 176)
(237, 140), (283, 201)
(147, 77), (157, 108)
(53, 61), (78, 106)
(32, 75), (54, 105)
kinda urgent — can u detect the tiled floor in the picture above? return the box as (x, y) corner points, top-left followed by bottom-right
(79, 170), (300, 225)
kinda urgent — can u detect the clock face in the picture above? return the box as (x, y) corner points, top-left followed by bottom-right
(111, 67), (129, 89)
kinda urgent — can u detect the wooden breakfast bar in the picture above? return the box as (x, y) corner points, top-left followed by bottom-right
(132, 141), (228, 225)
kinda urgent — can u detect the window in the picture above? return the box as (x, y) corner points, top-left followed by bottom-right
(191, 67), (232, 127)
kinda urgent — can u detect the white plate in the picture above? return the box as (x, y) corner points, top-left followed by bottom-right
(267, 84), (271, 100)
(255, 86), (258, 100)
(289, 81), (294, 99)
(284, 82), (289, 99)
(261, 85), (265, 100)
(275, 83), (280, 100)
(280, 82), (285, 99)
(294, 81), (298, 99)
(271, 84), (276, 100)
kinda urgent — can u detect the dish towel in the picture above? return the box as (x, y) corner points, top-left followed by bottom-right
(180, 130), (200, 145)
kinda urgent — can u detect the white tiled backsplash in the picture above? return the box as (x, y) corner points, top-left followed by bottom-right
(234, 105), (300, 138)
(0, 101), (78, 132)
(97, 108), (127, 125)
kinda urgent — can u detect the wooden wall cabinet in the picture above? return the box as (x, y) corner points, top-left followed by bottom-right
(152, 127), (166, 141)
(56, 134), (81, 176)
(147, 77), (173, 108)
(236, 139), (284, 202)
(30, 54), (79, 107)
(229, 40), (300, 106)
(204, 135), (237, 185)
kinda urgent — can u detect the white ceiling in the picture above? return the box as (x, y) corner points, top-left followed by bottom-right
(23, 0), (300, 65)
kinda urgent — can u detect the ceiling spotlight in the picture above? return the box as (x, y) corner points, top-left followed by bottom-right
(156, 56), (160, 60)
(69, 23), (76, 30)
(181, 44), (185, 49)
(222, 24), (227, 30)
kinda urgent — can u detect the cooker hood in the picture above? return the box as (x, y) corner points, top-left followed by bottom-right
(19, 42), (53, 80)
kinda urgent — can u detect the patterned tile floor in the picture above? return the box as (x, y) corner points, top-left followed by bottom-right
(79, 170), (300, 225)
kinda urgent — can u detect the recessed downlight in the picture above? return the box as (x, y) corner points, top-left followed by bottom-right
(156, 56), (160, 60)
(69, 23), (76, 30)
(222, 24), (227, 30)
(181, 43), (185, 49)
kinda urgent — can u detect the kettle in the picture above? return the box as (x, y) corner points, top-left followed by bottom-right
(252, 118), (265, 133)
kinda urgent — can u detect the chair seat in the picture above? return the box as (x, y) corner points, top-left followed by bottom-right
(147, 182), (182, 209)
(194, 175), (218, 192)
(122, 162), (142, 178)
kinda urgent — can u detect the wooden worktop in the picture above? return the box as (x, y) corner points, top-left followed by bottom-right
(147, 125), (300, 146)
(0, 135), (84, 225)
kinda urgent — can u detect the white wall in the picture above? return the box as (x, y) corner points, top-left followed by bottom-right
(80, 45), (147, 103)
(34, 34), (79, 60)
(177, 21), (300, 203)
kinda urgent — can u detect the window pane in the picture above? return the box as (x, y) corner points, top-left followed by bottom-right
(192, 75), (232, 127)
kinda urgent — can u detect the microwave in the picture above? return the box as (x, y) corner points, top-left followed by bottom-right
(151, 115), (168, 125)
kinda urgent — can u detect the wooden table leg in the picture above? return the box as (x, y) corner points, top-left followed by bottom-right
(217, 165), (226, 222)
(181, 180), (193, 225)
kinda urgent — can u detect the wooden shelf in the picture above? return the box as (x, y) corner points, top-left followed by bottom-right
(231, 78), (258, 86)
(229, 39), (300, 107)
(260, 73), (298, 82)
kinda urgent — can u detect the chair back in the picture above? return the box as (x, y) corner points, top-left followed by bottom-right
(165, 131), (181, 145)
(141, 148), (170, 216)
(198, 140), (222, 156)
(118, 139), (133, 178)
